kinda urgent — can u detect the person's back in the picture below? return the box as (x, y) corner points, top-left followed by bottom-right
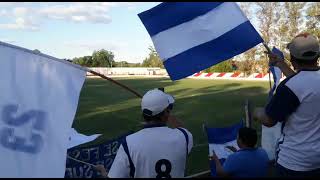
(107, 88), (193, 178)
(223, 147), (269, 177)
(122, 125), (192, 178)
(253, 33), (320, 176)
(276, 69), (320, 171)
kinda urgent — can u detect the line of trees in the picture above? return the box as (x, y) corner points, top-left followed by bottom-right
(72, 2), (319, 74)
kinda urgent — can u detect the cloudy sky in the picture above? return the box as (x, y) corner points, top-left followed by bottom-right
(0, 2), (161, 63)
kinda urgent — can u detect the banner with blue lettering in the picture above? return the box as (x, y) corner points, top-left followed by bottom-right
(65, 132), (132, 178)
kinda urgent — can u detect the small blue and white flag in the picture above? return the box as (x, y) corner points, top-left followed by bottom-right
(205, 121), (243, 176)
(262, 47), (283, 160)
(138, 2), (263, 80)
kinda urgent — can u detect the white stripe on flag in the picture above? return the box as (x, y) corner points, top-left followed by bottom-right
(152, 2), (248, 61)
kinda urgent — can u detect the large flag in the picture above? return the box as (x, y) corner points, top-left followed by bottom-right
(262, 47), (284, 160)
(65, 132), (132, 178)
(138, 2), (263, 80)
(0, 41), (86, 177)
(205, 121), (243, 176)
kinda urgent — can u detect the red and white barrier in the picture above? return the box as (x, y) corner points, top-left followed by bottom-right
(188, 72), (286, 81)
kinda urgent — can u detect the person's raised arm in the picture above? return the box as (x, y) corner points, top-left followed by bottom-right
(94, 165), (109, 178)
(209, 150), (231, 177)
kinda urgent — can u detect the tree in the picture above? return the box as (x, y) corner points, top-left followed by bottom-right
(73, 56), (93, 67)
(141, 46), (164, 68)
(284, 2), (307, 38)
(92, 49), (115, 67)
(204, 60), (234, 73)
(305, 2), (320, 39)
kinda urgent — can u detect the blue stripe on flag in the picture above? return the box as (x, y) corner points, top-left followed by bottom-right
(138, 2), (223, 36)
(164, 21), (263, 80)
(206, 121), (243, 144)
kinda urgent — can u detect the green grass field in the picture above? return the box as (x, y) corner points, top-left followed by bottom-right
(72, 77), (271, 175)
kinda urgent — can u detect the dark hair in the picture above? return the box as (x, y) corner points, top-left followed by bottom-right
(142, 109), (167, 122)
(158, 87), (165, 92)
(238, 127), (257, 148)
(291, 53), (319, 66)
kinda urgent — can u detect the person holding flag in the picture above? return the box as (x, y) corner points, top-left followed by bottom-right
(96, 88), (193, 178)
(209, 127), (269, 177)
(254, 33), (320, 177)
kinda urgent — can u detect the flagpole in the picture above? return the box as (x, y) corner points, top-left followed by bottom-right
(262, 42), (272, 92)
(67, 155), (97, 168)
(0, 41), (142, 99)
(88, 70), (143, 98)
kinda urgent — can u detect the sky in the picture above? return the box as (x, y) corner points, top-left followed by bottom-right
(0, 2), (161, 63)
(0, 2), (271, 63)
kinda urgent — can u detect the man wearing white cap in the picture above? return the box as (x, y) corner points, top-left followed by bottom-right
(102, 88), (193, 178)
(253, 33), (320, 177)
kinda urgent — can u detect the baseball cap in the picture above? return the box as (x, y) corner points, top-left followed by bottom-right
(287, 33), (319, 60)
(141, 89), (175, 116)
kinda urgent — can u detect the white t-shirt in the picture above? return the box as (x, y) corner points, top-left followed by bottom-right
(266, 69), (320, 171)
(108, 125), (193, 178)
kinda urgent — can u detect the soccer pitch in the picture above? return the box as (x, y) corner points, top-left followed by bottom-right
(72, 77), (271, 175)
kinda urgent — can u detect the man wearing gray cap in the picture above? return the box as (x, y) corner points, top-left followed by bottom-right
(102, 88), (193, 178)
(253, 33), (320, 177)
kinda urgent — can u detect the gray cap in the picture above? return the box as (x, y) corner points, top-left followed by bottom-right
(287, 33), (319, 60)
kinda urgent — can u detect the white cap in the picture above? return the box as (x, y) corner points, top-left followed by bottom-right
(141, 89), (175, 116)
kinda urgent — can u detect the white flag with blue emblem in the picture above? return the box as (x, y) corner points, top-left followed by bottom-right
(0, 42), (86, 177)
(138, 2), (263, 80)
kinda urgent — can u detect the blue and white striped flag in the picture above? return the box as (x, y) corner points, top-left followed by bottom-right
(205, 121), (243, 176)
(138, 2), (263, 80)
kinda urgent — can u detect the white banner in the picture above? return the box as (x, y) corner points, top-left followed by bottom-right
(0, 42), (86, 177)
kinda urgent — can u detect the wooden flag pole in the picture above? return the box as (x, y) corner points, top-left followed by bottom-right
(244, 99), (252, 128)
(88, 70), (143, 99)
(67, 155), (96, 168)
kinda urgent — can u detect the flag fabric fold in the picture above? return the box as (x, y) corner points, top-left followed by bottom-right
(138, 2), (263, 80)
(205, 121), (244, 176)
(68, 128), (101, 149)
(0, 41), (86, 177)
